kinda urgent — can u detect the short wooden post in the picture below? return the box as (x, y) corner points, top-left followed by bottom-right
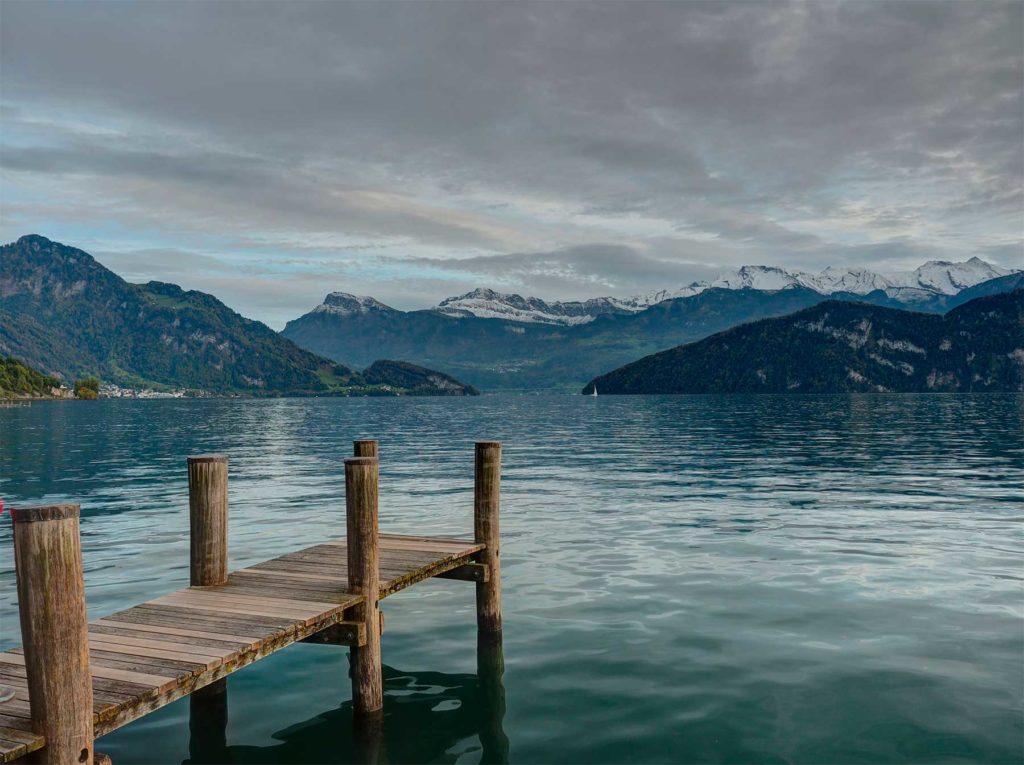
(11, 503), (94, 765)
(475, 441), (502, 634)
(353, 439), (379, 458)
(187, 455), (228, 587)
(346, 455), (383, 716)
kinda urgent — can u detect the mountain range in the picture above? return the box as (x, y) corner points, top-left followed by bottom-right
(283, 260), (1022, 391)
(3, 234), (1019, 395)
(584, 290), (1024, 394)
(427, 258), (1015, 326)
(0, 236), (476, 396)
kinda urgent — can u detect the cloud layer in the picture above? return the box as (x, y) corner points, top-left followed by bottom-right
(1, 1), (1021, 326)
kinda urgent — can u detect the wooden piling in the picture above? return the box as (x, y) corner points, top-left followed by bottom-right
(187, 455), (228, 587)
(474, 441), (503, 634)
(477, 631), (510, 765)
(353, 440), (379, 458)
(188, 678), (228, 764)
(11, 504), (93, 765)
(346, 455), (383, 716)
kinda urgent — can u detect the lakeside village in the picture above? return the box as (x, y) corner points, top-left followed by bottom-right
(4, 383), (197, 401)
(1, 358), (205, 401)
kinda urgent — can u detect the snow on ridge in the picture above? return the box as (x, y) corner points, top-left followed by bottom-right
(429, 257), (1015, 325)
(313, 291), (395, 317)
(435, 288), (625, 325)
(310, 258), (1017, 326)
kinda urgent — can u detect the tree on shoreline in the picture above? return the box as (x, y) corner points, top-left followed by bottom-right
(73, 377), (101, 400)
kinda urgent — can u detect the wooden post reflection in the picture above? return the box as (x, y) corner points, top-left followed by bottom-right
(352, 706), (386, 765)
(477, 631), (510, 765)
(188, 678), (228, 764)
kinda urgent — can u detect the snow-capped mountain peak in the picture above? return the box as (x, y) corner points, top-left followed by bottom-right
(309, 258), (1017, 327)
(898, 257), (1012, 295)
(313, 292), (396, 317)
(426, 257), (1017, 325)
(709, 264), (809, 291)
(436, 288), (630, 325)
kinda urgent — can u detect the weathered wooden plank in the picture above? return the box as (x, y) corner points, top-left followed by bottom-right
(90, 619), (260, 647)
(381, 551), (484, 597)
(150, 593), (328, 623)
(0, 665), (153, 703)
(82, 654), (193, 686)
(90, 631), (232, 657)
(89, 622), (251, 651)
(210, 579), (356, 602)
(176, 590), (337, 613)
(0, 679), (132, 712)
(0, 721), (43, 764)
(232, 567), (344, 584)
(86, 636), (227, 665)
(114, 604), (297, 633)
(0, 699), (32, 717)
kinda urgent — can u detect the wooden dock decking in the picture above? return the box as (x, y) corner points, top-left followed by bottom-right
(1, 441), (503, 764)
(0, 534), (485, 762)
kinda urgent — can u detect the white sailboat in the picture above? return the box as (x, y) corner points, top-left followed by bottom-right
(591, 385), (598, 397)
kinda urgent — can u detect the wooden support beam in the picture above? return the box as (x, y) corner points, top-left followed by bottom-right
(436, 563), (491, 583)
(11, 503), (94, 765)
(299, 621), (367, 647)
(346, 455), (383, 716)
(474, 442), (503, 634)
(187, 455), (228, 587)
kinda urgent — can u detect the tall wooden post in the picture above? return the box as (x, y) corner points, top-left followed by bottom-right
(346, 455), (383, 716)
(353, 439), (379, 458)
(187, 455), (228, 587)
(11, 504), (93, 765)
(474, 441), (502, 634)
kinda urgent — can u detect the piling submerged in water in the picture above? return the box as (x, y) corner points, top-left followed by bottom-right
(0, 440), (504, 764)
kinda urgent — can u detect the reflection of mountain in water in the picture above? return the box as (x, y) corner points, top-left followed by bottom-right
(185, 639), (508, 765)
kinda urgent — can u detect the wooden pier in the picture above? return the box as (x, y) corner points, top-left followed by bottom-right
(0, 440), (503, 764)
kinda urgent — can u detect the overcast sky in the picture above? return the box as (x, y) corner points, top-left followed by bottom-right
(2, 1), (1021, 327)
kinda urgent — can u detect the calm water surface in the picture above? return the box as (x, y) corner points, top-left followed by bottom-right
(1, 395), (1022, 764)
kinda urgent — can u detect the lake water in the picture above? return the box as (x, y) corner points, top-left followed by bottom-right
(1, 395), (1022, 764)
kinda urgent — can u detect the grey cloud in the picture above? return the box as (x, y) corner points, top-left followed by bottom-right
(409, 244), (725, 298)
(1, 0), (1021, 322)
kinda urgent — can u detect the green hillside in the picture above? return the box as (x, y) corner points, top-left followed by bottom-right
(0, 236), (476, 396)
(0, 356), (60, 397)
(585, 291), (1024, 394)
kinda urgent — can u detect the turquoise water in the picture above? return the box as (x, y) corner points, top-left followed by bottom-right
(1, 395), (1022, 764)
